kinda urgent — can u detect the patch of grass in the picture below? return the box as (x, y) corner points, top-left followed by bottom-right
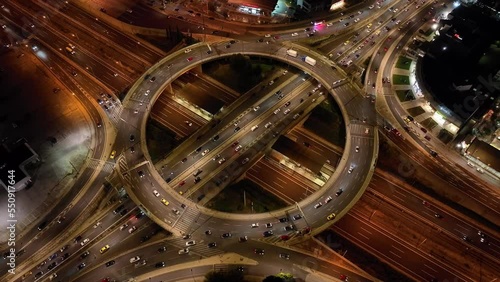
(392, 74), (410, 85)
(421, 117), (438, 130)
(395, 56), (412, 70)
(146, 119), (179, 162)
(407, 106), (425, 117)
(395, 90), (415, 102)
(303, 96), (346, 147)
(206, 179), (287, 213)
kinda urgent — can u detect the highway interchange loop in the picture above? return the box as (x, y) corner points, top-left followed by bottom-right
(117, 41), (378, 240)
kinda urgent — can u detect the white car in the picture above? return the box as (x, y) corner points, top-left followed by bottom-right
(324, 196), (333, 204)
(251, 223), (259, 228)
(283, 109), (291, 115)
(326, 22), (333, 26)
(80, 238), (89, 246)
(253, 106), (260, 111)
(178, 248), (190, 254)
(291, 32), (299, 36)
(186, 240), (196, 246)
(129, 256), (140, 263)
(202, 149), (210, 156)
(128, 226), (137, 233)
(264, 34), (271, 37)
(348, 165), (354, 174)
(265, 122), (272, 128)
(184, 48), (192, 53)
(153, 190), (160, 197)
(145, 89), (150, 96)
(265, 223), (273, 228)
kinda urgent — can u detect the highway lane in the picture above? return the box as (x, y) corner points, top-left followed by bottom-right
(344, 185), (500, 281)
(22, 203), (141, 282)
(27, 216), (166, 282)
(45, 0), (164, 64)
(247, 158), (320, 204)
(166, 73), (317, 194)
(368, 174), (500, 262)
(333, 212), (469, 281)
(4, 1), (141, 91)
(180, 71), (240, 103)
(150, 93), (209, 139)
(287, 128), (343, 166)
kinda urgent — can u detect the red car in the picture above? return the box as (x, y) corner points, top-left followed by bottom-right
(339, 274), (348, 281)
(273, 35), (280, 40)
(280, 235), (290, 241)
(187, 57), (193, 61)
(178, 180), (186, 186)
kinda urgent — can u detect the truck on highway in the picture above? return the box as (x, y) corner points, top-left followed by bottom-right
(286, 49), (298, 57)
(304, 56), (316, 66)
(65, 47), (75, 55)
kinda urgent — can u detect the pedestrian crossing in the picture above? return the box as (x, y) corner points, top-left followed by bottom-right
(172, 207), (201, 235)
(117, 156), (132, 183)
(85, 158), (115, 173)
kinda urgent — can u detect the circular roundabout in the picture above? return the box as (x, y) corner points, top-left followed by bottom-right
(116, 40), (378, 241)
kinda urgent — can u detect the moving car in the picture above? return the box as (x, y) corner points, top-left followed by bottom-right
(100, 245), (110, 254)
(161, 198), (169, 206)
(327, 213), (336, 220)
(80, 238), (90, 246)
(155, 262), (166, 268)
(178, 248), (189, 254)
(279, 253), (290, 260)
(80, 251), (90, 259)
(263, 230), (273, 237)
(254, 248), (265, 255)
(129, 256), (140, 263)
(336, 188), (343, 196)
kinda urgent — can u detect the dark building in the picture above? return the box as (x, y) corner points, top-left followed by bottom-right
(0, 139), (39, 192)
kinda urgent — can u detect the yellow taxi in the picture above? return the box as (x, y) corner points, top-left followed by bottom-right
(100, 244), (110, 254)
(327, 213), (336, 221)
(161, 198), (169, 206)
(110, 150), (116, 159)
